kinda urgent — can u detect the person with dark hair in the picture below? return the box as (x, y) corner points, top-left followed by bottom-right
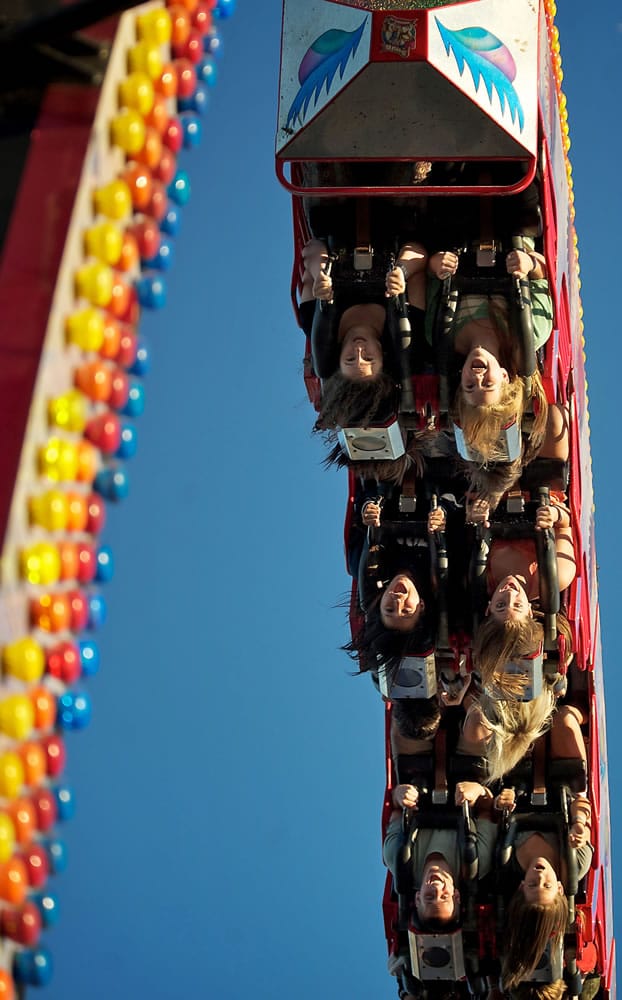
(346, 503), (443, 688)
(300, 237), (427, 341)
(298, 238), (428, 433)
(383, 779), (497, 929)
(348, 600), (437, 701)
(391, 697), (442, 743)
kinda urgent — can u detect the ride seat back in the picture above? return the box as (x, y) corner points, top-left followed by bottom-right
(379, 653), (437, 700)
(408, 926), (466, 982)
(454, 416), (522, 464)
(338, 416), (405, 462)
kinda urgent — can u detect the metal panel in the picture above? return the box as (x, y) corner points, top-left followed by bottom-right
(277, 0), (538, 161)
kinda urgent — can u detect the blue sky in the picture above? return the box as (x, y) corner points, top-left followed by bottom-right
(38, 3), (622, 998)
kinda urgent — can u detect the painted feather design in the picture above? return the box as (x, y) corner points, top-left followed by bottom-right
(435, 18), (524, 131)
(286, 18), (367, 129)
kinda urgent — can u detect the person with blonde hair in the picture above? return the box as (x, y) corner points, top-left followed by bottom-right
(465, 400), (569, 514)
(473, 610), (573, 704)
(459, 691), (556, 785)
(509, 974), (601, 1000)
(429, 242), (554, 502)
(472, 491), (576, 699)
(430, 490), (575, 704)
(509, 981), (567, 1000)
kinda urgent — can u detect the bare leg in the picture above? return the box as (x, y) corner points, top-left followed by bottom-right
(299, 239), (329, 303)
(551, 704), (591, 845)
(396, 242), (428, 310)
(550, 704), (586, 760)
(539, 403), (570, 462)
(457, 702), (491, 756)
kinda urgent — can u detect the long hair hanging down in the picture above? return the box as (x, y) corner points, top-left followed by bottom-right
(315, 370), (398, 432)
(521, 370), (549, 466)
(509, 981), (568, 1000)
(465, 456), (524, 513)
(453, 370), (549, 468)
(319, 423), (425, 486)
(454, 376), (526, 464)
(502, 889), (568, 990)
(344, 586), (436, 690)
(314, 370), (410, 482)
(473, 612), (573, 700)
(473, 616), (545, 699)
(477, 691), (555, 784)
(320, 445), (417, 486)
